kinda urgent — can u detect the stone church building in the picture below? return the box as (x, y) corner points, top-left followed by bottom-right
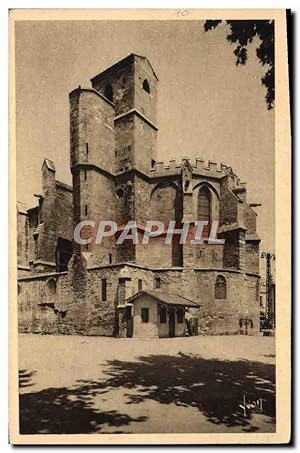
(17, 54), (261, 337)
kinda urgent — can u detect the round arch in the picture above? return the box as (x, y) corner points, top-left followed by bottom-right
(47, 278), (57, 295)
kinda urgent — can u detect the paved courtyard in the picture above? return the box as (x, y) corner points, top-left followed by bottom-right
(18, 334), (275, 434)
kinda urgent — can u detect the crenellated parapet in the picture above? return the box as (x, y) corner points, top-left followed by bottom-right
(149, 157), (246, 190)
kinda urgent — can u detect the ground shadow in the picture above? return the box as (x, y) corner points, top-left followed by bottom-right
(19, 353), (275, 434)
(19, 380), (147, 434)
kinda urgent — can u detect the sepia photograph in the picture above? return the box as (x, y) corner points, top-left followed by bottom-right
(9, 9), (291, 445)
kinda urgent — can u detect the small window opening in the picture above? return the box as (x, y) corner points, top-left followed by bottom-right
(116, 187), (125, 199)
(260, 295), (263, 308)
(84, 169), (87, 180)
(141, 308), (149, 323)
(56, 238), (73, 272)
(160, 307), (167, 324)
(104, 84), (113, 102)
(215, 275), (227, 300)
(138, 279), (143, 291)
(151, 159), (156, 168)
(86, 143), (89, 157)
(143, 79), (150, 93)
(47, 278), (57, 295)
(85, 204), (88, 216)
(101, 278), (107, 302)
(109, 253), (112, 264)
(154, 277), (161, 289)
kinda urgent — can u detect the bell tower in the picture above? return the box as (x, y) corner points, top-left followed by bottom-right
(70, 54), (159, 265)
(91, 53), (158, 174)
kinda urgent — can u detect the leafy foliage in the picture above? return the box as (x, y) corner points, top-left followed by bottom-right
(204, 20), (274, 109)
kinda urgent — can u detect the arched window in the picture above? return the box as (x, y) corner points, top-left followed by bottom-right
(104, 84), (113, 102)
(215, 275), (226, 299)
(143, 79), (150, 93)
(47, 278), (57, 295)
(198, 186), (211, 236)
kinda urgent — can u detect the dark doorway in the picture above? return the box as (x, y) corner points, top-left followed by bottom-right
(169, 308), (175, 337)
(56, 238), (73, 272)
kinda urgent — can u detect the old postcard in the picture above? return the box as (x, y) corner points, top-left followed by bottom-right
(9, 9), (291, 444)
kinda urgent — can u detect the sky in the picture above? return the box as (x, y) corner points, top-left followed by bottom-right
(15, 20), (275, 254)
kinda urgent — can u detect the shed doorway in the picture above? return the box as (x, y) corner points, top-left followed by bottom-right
(169, 308), (175, 337)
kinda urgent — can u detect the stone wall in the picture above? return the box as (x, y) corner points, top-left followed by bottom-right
(134, 114), (157, 173)
(17, 54), (261, 338)
(18, 261), (260, 336)
(246, 241), (260, 274)
(17, 211), (28, 268)
(114, 116), (135, 169)
(134, 55), (158, 124)
(132, 295), (159, 338)
(17, 163), (73, 274)
(70, 89), (115, 174)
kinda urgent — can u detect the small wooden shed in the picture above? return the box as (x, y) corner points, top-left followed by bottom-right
(123, 290), (200, 338)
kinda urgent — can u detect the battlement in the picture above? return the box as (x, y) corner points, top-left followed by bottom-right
(149, 158), (245, 188)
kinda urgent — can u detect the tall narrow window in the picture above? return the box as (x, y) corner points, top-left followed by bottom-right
(256, 280), (260, 301)
(141, 308), (149, 323)
(85, 204), (88, 216)
(104, 84), (113, 102)
(260, 295), (263, 308)
(109, 253), (112, 264)
(215, 275), (227, 300)
(138, 279), (143, 291)
(154, 277), (161, 289)
(84, 169), (87, 181)
(101, 279), (107, 302)
(86, 143), (89, 158)
(159, 307), (167, 323)
(56, 238), (73, 272)
(198, 186), (211, 236)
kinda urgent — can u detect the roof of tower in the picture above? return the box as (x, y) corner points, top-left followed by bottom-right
(42, 158), (55, 172)
(90, 53), (159, 83)
(16, 201), (28, 215)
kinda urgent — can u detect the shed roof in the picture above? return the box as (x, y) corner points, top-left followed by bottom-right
(125, 290), (200, 308)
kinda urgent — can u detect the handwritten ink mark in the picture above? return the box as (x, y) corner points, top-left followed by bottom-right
(175, 9), (189, 18)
